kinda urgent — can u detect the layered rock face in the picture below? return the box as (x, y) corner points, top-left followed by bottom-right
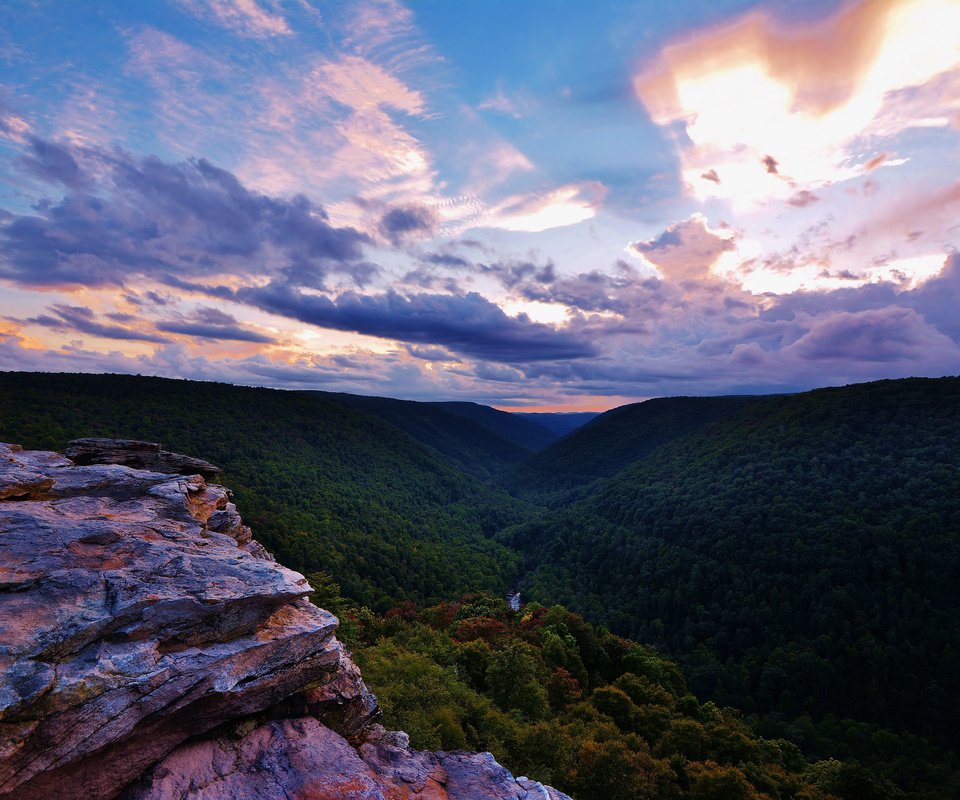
(0, 441), (570, 800)
(63, 438), (222, 481)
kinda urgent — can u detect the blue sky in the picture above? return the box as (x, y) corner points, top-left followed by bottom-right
(1, 0), (958, 409)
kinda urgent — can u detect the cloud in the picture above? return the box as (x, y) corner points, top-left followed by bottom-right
(238, 52), (435, 219)
(17, 137), (88, 189)
(125, 28), (232, 155)
(378, 204), (437, 243)
(0, 141), (368, 288)
(518, 262), (660, 315)
(478, 259), (556, 289)
(155, 307), (276, 343)
(478, 83), (537, 119)
(635, 0), (960, 206)
(20, 304), (170, 343)
(787, 190), (819, 207)
(787, 306), (957, 362)
(237, 282), (597, 362)
(489, 182), (605, 233)
(176, 0), (292, 38)
(0, 94), (30, 143)
(629, 214), (735, 283)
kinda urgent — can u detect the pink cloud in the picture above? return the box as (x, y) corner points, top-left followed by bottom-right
(177, 0), (292, 38)
(629, 214), (736, 283)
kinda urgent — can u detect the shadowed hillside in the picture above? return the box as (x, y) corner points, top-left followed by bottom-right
(508, 395), (762, 503)
(328, 393), (549, 478)
(507, 377), (960, 775)
(0, 372), (528, 610)
(513, 411), (598, 438)
(432, 401), (558, 453)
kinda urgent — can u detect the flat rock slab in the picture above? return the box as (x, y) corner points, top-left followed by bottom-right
(65, 438), (222, 480)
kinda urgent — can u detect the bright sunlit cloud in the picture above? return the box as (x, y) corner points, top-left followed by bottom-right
(489, 183), (605, 233)
(635, 0), (960, 207)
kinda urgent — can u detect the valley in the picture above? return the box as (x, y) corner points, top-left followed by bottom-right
(1, 371), (958, 798)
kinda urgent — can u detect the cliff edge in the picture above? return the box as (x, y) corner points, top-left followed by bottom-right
(0, 441), (570, 800)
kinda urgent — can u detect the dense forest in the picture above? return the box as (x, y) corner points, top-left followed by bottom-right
(507, 395), (762, 503)
(321, 583), (949, 800)
(0, 372), (534, 610)
(2, 371), (959, 798)
(505, 378), (960, 786)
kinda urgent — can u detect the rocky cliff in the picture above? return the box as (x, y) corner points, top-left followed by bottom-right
(0, 441), (570, 800)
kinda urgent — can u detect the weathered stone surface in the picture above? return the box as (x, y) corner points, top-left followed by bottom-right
(0, 442), (369, 800)
(65, 437), (222, 480)
(126, 719), (573, 800)
(0, 442), (569, 800)
(123, 718), (391, 800)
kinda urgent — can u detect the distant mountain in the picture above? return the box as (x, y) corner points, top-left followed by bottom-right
(0, 372), (527, 610)
(508, 377), (960, 759)
(509, 396), (759, 502)
(513, 411), (598, 438)
(432, 401), (558, 452)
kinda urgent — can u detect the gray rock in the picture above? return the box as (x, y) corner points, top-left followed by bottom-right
(127, 719), (574, 800)
(64, 438), (222, 480)
(0, 442), (371, 800)
(0, 442), (570, 800)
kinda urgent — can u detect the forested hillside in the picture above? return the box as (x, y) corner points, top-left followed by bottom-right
(506, 378), (960, 777)
(514, 411), (598, 438)
(0, 372), (528, 609)
(432, 401), (558, 452)
(319, 586), (914, 800)
(327, 392), (545, 479)
(509, 395), (761, 502)
(3, 370), (959, 797)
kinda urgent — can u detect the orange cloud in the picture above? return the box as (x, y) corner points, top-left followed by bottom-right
(635, 0), (960, 207)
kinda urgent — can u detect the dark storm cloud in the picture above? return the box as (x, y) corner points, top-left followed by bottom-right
(22, 304), (170, 343)
(761, 254), (960, 345)
(0, 140), (369, 288)
(155, 321), (275, 343)
(902, 253), (960, 342)
(518, 262), (660, 314)
(422, 252), (471, 268)
(400, 268), (462, 292)
(237, 281), (597, 362)
(404, 344), (456, 361)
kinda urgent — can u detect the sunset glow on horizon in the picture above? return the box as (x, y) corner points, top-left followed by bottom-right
(1, 0), (958, 409)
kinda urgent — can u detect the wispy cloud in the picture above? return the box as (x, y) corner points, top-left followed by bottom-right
(177, 0), (293, 38)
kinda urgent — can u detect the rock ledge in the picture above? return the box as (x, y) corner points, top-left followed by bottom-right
(0, 443), (569, 800)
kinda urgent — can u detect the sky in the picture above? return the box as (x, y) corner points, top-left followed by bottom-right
(0, 0), (958, 410)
